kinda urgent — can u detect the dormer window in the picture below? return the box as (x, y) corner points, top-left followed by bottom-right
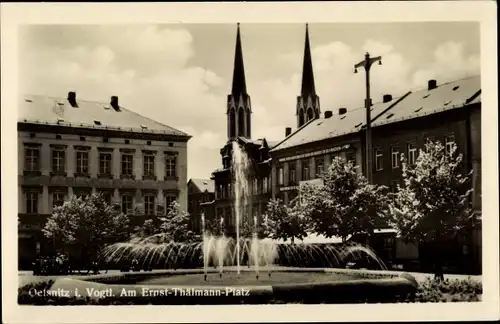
(386, 113), (394, 119)
(444, 100), (452, 106)
(140, 124), (148, 130)
(94, 120), (102, 126)
(355, 122), (362, 128)
(453, 86), (460, 91)
(57, 118), (64, 123)
(414, 107), (423, 113)
(423, 94), (430, 99)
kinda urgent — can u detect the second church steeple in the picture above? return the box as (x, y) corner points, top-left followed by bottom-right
(297, 23), (320, 128)
(227, 23), (251, 140)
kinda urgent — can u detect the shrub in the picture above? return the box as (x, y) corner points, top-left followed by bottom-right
(415, 277), (482, 302)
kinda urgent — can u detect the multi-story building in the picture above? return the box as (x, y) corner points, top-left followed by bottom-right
(18, 92), (191, 268)
(187, 178), (215, 234)
(270, 75), (481, 272)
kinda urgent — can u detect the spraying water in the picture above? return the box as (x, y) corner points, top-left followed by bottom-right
(100, 139), (388, 278)
(231, 140), (251, 275)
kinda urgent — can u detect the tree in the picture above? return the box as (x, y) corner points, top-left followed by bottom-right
(132, 204), (166, 239)
(301, 156), (390, 242)
(159, 200), (195, 243)
(388, 140), (478, 279)
(263, 198), (308, 244)
(43, 193), (132, 260)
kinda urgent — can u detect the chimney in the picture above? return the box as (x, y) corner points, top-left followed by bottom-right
(383, 94), (392, 103)
(428, 79), (437, 91)
(338, 108), (347, 115)
(285, 127), (292, 137)
(324, 110), (333, 119)
(110, 96), (120, 111)
(67, 91), (78, 107)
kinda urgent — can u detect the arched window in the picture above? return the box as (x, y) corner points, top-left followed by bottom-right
(229, 109), (236, 138)
(238, 108), (245, 137)
(299, 109), (305, 127)
(246, 109), (251, 138)
(307, 108), (314, 121)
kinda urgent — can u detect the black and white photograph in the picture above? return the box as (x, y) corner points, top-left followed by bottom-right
(1, 2), (498, 323)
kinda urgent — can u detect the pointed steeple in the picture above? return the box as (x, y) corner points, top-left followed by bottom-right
(227, 23), (252, 140)
(301, 23), (316, 97)
(231, 23), (247, 96)
(296, 23), (320, 128)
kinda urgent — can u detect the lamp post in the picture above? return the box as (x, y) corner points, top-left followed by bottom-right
(354, 52), (382, 183)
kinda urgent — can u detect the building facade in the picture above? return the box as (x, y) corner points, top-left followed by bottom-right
(18, 92), (191, 268)
(187, 179), (215, 234)
(270, 75), (482, 273)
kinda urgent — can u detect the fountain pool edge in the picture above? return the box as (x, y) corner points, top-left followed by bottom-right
(36, 268), (418, 304)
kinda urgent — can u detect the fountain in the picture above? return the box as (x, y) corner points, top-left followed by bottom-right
(45, 139), (417, 304)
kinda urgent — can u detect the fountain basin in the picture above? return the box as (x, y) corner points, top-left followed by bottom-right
(39, 268), (417, 304)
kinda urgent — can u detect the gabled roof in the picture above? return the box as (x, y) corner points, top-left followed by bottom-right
(19, 94), (190, 138)
(270, 96), (405, 152)
(189, 179), (215, 193)
(372, 75), (480, 127)
(270, 75), (480, 152)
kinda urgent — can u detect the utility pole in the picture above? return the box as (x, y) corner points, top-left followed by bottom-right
(354, 52), (382, 183)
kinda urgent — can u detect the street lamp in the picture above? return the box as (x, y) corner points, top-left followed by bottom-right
(354, 52), (382, 183)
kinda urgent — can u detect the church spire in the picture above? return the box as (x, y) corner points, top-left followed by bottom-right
(231, 22), (247, 96)
(227, 23), (251, 140)
(301, 23), (316, 97)
(296, 23), (320, 128)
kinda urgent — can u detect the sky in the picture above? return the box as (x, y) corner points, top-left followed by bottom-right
(18, 22), (480, 180)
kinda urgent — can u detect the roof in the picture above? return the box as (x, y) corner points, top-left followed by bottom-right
(189, 178), (215, 193)
(372, 75), (481, 127)
(271, 97), (403, 151)
(271, 75), (480, 152)
(19, 94), (190, 138)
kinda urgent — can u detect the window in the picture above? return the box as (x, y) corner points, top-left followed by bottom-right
(375, 149), (383, 171)
(302, 161), (310, 181)
(121, 154), (133, 176)
(52, 192), (65, 208)
(278, 167), (284, 185)
(76, 151), (89, 174)
(144, 195), (155, 215)
(289, 164), (296, 184)
(143, 154), (155, 177)
(99, 153), (112, 175)
(52, 149), (66, 173)
(445, 135), (456, 154)
(316, 159), (324, 177)
(263, 177), (269, 193)
(165, 155), (177, 178)
(121, 194), (133, 214)
(165, 195), (177, 211)
(408, 143), (417, 165)
(26, 191), (38, 214)
(25, 147), (40, 172)
(391, 147), (400, 169)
